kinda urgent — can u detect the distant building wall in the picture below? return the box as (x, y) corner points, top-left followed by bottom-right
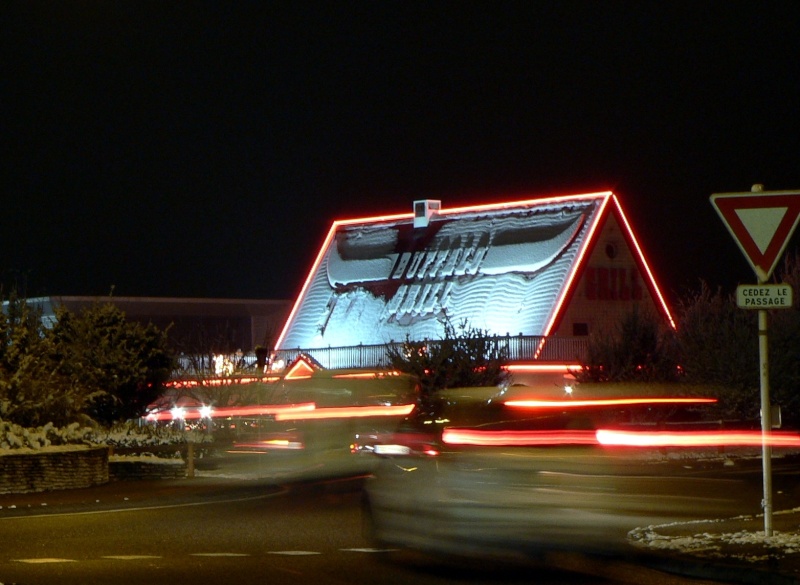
(19, 296), (292, 353)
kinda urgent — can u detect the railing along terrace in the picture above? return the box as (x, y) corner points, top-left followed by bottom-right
(272, 335), (589, 371)
(173, 335), (588, 377)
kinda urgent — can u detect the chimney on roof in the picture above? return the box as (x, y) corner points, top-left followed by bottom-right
(413, 199), (441, 228)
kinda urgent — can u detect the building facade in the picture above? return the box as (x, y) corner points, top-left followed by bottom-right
(276, 192), (672, 364)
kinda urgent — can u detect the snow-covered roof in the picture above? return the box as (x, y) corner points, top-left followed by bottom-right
(276, 192), (665, 350)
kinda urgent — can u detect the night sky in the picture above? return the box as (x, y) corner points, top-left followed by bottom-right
(3, 2), (800, 304)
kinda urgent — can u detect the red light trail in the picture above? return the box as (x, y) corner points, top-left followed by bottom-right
(504, 397), (717, 409)
(596, 429), (800, 448)
(442, 427), (800, 448)
(274, 404), (415, 421)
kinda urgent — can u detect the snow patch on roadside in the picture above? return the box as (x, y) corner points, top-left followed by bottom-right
(629, 508), (800, 562)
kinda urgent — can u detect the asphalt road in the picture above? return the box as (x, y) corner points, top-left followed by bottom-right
(0, 450), (790, 585)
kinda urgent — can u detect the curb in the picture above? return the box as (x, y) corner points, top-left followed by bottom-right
(640, 551), (800, 585)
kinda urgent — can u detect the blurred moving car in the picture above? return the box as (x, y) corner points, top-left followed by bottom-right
(362, 388), (763, 559)
(216, 368), (418, 460)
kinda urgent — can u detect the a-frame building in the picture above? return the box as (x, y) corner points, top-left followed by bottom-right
(275, 192), (674, 378)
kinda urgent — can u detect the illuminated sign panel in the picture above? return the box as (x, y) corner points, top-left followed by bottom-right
(584, 267), (643, 301)
(736, 284), (793, 309)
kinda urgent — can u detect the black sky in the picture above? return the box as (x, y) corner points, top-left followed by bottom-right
(3, 1), (800, 304)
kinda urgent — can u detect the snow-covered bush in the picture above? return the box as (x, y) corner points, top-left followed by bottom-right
(89, 421), (212, 448)
(0, 419), (210, 453)
(0, 420), (94, 451)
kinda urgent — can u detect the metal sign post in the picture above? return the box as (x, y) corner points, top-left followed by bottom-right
(735, 284), (793, 535)
(757, 305), (773, 534)
(710, 185), (800, 537)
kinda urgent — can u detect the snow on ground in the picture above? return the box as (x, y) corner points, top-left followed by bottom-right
(0, 420), (206, 455)
(629, 508), (800, 563)
(622, 447), (800, 563)
(108, 453), (184, 464)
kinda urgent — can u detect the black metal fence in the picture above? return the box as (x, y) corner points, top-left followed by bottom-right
(270, 335), (589, 371)
(174, 335), (589, 376)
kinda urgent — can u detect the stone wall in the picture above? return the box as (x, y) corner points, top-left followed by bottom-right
(0, 447), (109, 495)
(109, 458), (186, 481)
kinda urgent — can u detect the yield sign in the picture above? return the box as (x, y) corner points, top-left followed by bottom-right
(710, 189), (800, 282)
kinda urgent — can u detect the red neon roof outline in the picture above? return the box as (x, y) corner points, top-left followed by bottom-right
(611, 194), (676, 329)
(536, 193), (675, 349)
(275, 223), (340, 351)
(275, 191), (676, 350)
(710, 190), (800, 282)
(276, 192), (613, 349)
(541, 193), (611, 341)
(283, 356), (317, 380)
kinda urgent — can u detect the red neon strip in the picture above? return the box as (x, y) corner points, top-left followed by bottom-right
(596, 429), (800, 448)
(541, 193), (611, 342)
(331, 371), (402, 379)
(275, 222), (341, 349)
(165, 376), (281, 389)
(610, 194), (676, 330)
(274, 404), (415, 421)
(165, 380), (194, 388)
(504, 397), (717, 409)
(284, 359), (316, 380)
(436, 192), (613, 217)
(505, 364), (575, 373)
(335, 211), (413, 227)
(333, 192), (615, 227)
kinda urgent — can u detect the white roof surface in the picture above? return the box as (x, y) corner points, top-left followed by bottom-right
(278, 193), (611, 350)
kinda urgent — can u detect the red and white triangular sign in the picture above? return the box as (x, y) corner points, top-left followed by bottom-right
(710, 189), (800, 282)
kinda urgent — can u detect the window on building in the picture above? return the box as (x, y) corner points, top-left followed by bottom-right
(573, 323), (589, 336)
